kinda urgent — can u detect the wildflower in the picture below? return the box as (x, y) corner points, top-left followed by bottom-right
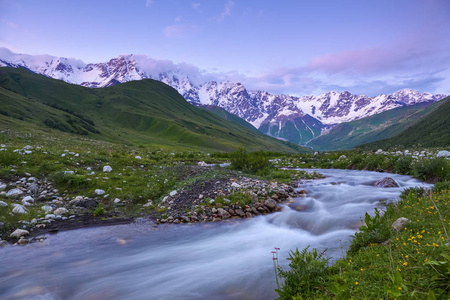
(355, 282), (359, 285)
(403, 262), (408, 266)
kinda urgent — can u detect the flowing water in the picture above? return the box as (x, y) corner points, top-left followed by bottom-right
(0, 169), (433, 300)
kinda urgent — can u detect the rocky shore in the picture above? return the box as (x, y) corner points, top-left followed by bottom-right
(0, 168), (303, 246)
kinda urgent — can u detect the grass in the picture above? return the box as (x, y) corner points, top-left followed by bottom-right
(274, 187), (450, 299)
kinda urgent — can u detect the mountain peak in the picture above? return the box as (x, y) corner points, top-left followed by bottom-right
(0, 48), (447, 146)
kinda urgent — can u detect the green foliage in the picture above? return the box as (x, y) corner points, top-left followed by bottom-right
(50, 171), (89, 189)
(413, 157), (449, 181)
(230, 148), (272, 175)
(214, 191), (255, 207)
(348, 208), (391, 255)
(275, 246), (330, 299)
(433, 180), (450, 193)
(424, 253), (450, 293)
(0, 149), (20, 167)
(93, 203), (105, 216)
(394, 156), (413, 174)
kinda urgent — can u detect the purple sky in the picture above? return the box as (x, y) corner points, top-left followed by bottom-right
(1, 0), (449, 96)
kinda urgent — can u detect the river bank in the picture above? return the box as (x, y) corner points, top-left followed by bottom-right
(1, 165), (321, 246)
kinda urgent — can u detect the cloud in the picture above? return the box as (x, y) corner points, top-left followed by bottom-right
(174, 16), (182, 23)
(145, 0), (154, 8)
(211, 0), (234, 22)
(1, 19), (18, 28)
(192, 3), (201, 10)
(163, 24), (198, 38)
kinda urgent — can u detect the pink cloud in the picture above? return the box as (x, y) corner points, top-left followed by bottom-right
(211, 0), (235, 22)
(163, 24), (198, 38)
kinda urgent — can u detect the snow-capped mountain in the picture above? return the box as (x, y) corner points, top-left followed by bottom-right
(0, 48), (446, 145)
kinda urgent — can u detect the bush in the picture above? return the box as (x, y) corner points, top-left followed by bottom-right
(230, 148), (272, 175)
(394, 156), (413, 175)
(433, 180), (450, 193)
(50, 171), (89, 188)
(275, 246), (330, 299)
(93, 203), (105, 216)
(348, 208), (391, 255)
(413, 157), (449, 181)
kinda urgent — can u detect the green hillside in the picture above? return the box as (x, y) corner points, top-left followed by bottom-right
(198, 105), (260, 133)
(359, 96), (450, 149)
(307, 101), (439, 151)
(0, 67), (309, 153)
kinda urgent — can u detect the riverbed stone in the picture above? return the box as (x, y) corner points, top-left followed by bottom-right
(0, 240), (8, 247)
(54, 208), (68, 215)
(392, 217), (409, 233)
(217, 208), (231, 219)
(235, 208), (245, 217)
(10, 229), (29, 239)
(264, 198), (277, 211)
(372, 177), (399, 188)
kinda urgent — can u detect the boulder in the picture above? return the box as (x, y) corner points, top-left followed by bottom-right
(41, 205), (53, 213)
(234, 209), (245, 217)
(54, 208), (68, 215)
(217, 208), (231, 219)
(436, 150), (450, 158)
(95, 189), (105, 195)
(82, 199), (98, 209)
(12, 205), (26, 214)
(103, 166), (112, 172)
(6, 188), (23, 197)
(0, 201), (8, 207)
(391, 217), (410, 233)
(264, 198), (277, 211)
(0, 240), (8, 247)
(372, 177), (399, 188)
(9, 229), (30, 239)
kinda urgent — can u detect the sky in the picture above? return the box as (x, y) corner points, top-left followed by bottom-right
(1, 0), (450, 96)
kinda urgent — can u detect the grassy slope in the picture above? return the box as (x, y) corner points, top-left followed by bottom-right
(360, 96), (450, 149)
(0, 67), (309, 153)
(308, 101), (439, 151)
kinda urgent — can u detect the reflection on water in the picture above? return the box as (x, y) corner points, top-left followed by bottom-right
(0, 169), (432, 299)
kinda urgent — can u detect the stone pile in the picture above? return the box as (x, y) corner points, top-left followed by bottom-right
(156, 177), (298, 224)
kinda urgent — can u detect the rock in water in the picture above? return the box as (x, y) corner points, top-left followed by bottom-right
(372, 177), (399, 188)
(392, 217), (410, 233)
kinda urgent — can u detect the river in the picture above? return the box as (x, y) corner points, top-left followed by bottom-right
(0, 169), (433, 300)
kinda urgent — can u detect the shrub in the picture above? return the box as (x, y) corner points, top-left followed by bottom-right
(230, 148), (272, 175)
(394, 156), (413, 175)
(433, 180), (450, 193)
(93, 203), (105, 216)
(50, 171), (89, 188)
(413, 157), (449, 181)
(348, 208), (390, 255)
(275, 246), (330, 299)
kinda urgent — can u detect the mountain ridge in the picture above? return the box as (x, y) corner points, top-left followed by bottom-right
(1, 48), (446, 146)
(0, 67), (308, 153)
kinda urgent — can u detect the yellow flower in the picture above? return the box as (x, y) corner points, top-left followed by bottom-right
(403, 262), (408, 266)
(355, 282), (359, 285)
(398, 287), (402, 290)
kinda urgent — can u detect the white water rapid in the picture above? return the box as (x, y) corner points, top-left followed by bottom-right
(0, 169), (432, 299)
